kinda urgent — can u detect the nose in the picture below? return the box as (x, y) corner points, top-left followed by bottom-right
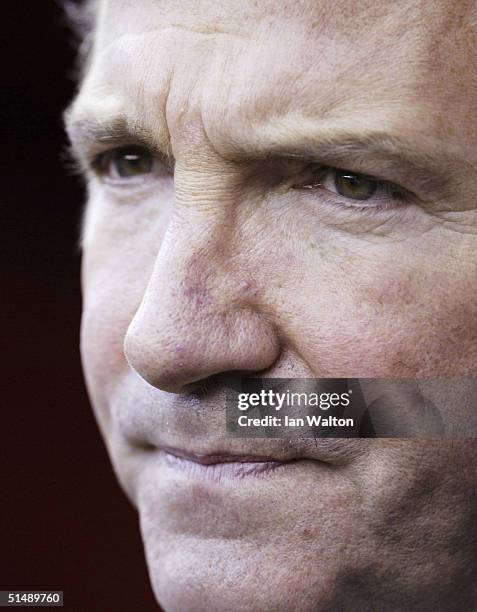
(123, 216), (281, 394)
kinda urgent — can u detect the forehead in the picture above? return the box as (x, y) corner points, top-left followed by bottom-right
(75, 0), (476, 157)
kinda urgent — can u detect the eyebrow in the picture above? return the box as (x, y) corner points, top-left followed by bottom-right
(65, 109), (455, 197)
(64, 110), (173, 167)
(223, 119), (457, 197)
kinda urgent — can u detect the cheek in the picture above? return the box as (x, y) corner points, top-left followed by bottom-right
(275, 247), (477, 377)
(360, 264), (477, 375)
(80, 248), (154, 429)
(80, 191), (174, 401)
(80, 285), (133, 432)
(81, 294), (129, 392)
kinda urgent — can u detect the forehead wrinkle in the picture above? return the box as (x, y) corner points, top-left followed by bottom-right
(73, 0), (477, 179)
(191, 3), (477, 142)
(196, 22), (426, 165)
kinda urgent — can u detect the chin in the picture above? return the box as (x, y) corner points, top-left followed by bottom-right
(141, 534), (342, 612)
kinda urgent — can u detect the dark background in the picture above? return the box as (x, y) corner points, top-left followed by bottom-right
(2, 2), (157, 610)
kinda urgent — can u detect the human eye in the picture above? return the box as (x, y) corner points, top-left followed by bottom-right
(293, 165), (408, 211)
(92, 145), (161, 183)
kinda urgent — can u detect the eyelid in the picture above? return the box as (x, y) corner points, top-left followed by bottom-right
(322, 170), (402, 198)
(293, 165), (411, 207)
(90, 145), (174, 186)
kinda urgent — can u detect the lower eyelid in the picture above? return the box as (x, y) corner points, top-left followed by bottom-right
(322, 194), (402, 215)
(296, 184), (407, 215)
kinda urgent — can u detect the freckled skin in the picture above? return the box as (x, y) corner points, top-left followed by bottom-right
(69, 0), (477, 610)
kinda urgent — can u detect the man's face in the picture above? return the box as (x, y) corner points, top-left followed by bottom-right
(66, 0), (477, 609)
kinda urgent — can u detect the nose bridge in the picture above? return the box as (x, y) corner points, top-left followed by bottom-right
(154, 207), (237, 319)
(123, 199), (280, 393)
(153, 178), (243, 309)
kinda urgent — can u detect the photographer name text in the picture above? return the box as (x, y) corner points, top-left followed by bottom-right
(237, 414), (354, 428)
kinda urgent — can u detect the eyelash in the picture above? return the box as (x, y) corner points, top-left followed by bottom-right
(91, 146), (160, 182)
(292, 165), (409, 214)
(86, 145), (410, 216)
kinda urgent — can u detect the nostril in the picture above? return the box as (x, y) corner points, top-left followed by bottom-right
(122, 277), (281, 394)
(180, 375), (218, 398)
(133, 440), (157, 453)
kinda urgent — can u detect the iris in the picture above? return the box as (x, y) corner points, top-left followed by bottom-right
(109, 146), (153, 177)
(334, 170), (377, 200)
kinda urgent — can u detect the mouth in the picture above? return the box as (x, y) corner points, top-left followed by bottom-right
(114, 375), (367, 484)
(159, 446), (295, 481)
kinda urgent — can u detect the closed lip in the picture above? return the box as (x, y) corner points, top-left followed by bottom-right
(133, 437), (362, 467)
(158, 446), (298, 481)
(159, 445), (293, 466)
